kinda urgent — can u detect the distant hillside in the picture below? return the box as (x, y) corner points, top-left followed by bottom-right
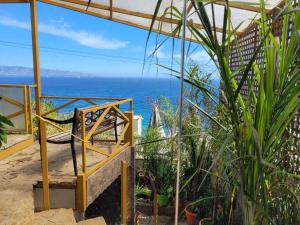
(0, 65), (94, 77)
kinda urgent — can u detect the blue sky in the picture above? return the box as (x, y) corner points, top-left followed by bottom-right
(0, 2), (216, 78)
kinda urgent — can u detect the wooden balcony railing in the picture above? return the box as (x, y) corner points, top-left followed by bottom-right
(36, 95), (134, 212)
(0, 84), (35, 134)
(40, 95), (133, 172)
(77, 100), (133, 176)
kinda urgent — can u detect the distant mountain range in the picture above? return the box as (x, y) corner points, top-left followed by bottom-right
(0, 65), (94, 77)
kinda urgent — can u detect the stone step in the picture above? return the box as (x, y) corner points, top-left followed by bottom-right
(77, 217), (107, 225)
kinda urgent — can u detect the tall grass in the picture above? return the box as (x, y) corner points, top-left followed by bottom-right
(148, 0), (300, 224)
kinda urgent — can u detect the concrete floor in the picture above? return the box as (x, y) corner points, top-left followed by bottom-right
(0, 134), (33, 150)
(0, 139), (180, 225)
(0, 141), (111, 225)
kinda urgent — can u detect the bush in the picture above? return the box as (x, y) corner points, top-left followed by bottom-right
(0, 114), (13, 148)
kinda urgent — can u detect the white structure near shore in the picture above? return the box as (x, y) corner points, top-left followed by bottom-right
(133, 115), (143, 137)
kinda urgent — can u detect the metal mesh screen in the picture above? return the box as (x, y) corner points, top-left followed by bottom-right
(229, 0), (299, 169)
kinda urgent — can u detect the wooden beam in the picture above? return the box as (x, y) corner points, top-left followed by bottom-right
(40, 119), (50, 210)
(62, 0), (227, 32)
(86, 142), (130, 176)
(42, 98), (78, 117)
(23, 86), (29, 133)
(1, 96), (24, 108)
(30, 0), (50, 211)
(27, 86), (33, 134)
(0, 0), (28, 3)
(109, 0), (113, 20)
(86, 143), (110, 157)
(85, 106), (112, 140)
(43, 0), (232, 34)
(40, 0), (242, 40)
(7, 110), (24, 119)
(30, 0), (42, 123)
(76, 173), (87, 212)
(81, 112), (87, 173)
(121, 160), (128, 225)
(124, 112), (133, 146)
(41, 95), (128, 101)
(212, 0), (271, 13)
(0, 136), (34, 160)
(40, 0), (199, 42)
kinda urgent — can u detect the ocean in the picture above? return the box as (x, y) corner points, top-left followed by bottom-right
(0, 76), (220, 130)
(0, 76), (182, 129)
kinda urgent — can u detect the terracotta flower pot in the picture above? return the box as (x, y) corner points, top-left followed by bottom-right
(184, 207), (197, 225)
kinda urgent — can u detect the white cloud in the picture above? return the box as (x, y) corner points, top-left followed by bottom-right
(148, 48), (213, 63)
(189, 50), (211, 63)
(156, 49), (168, 59)
(148, 46), (174, 60)
(0, 17), (128, 49)
(0, 17), (30, 29)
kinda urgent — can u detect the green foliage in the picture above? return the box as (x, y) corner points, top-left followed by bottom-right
(139, 64), (217, 215)
(157, 96), (178, 136)
(149, 0), (300, 224)
(135, 184), (151, 199)
(138, 127), (176, 197)
(33, 99), (72, 136)
(0, 114), (13, 148)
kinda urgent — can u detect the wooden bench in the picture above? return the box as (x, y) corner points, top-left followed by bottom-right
(43, 105), (120, 176)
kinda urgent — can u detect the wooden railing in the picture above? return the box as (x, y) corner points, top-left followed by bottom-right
(41, 95), (132, 116)
(77, 99), (133, 176)
(0, 84), (35, 134)
(37, 95), (134, 212)
(40, 96), (133, 171)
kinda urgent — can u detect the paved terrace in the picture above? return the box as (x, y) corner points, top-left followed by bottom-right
(0, 142), (108, 225)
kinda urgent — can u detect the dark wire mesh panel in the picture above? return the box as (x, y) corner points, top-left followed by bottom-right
(229, 0), (299, 172)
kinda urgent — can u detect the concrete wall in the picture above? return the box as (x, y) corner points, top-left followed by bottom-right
(34, 187), (76, 211)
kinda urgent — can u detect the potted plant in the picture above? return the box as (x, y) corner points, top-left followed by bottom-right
(184, 204), (199, 225)
(184, 196), (215, 225)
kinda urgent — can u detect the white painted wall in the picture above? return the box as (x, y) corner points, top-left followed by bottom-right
(0, 87), (25, 131)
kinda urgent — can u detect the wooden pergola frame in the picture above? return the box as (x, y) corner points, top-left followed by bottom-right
(0, 0), (276, 12)
(0, 0), (285, 37)
(0, 0), (290, 221)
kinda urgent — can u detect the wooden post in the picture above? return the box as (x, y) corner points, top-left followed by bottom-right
(40, 119), (50, 209)
(27, 86), (33, 134)
(23, 86), (28, 133)
(121, 160), (128, 225)
(30, 0), (42, 119)
(81, 112), (86, 173)
(77, 173), (87, 212)
(124, 111), (134, 146)
(153, 194), (158, 225)
(30, 0), (50, 210)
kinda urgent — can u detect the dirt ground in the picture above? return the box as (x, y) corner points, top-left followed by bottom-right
(0, 140), (185, 225)
(0, 141), (106, 225)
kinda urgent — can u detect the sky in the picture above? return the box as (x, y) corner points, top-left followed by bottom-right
(0, 2), (216, 78)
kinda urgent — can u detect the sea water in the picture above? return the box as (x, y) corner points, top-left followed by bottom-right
(0, 76), (219, 131)
(0, 76), (180, 128)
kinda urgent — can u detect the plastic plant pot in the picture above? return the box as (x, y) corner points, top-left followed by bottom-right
(184, 207), (197, 225)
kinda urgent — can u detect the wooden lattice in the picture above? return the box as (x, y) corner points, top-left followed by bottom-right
(229, 0), (299, 171)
